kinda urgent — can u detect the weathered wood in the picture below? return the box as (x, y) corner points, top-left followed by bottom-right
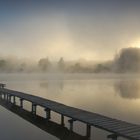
(0, 87), (140, 140)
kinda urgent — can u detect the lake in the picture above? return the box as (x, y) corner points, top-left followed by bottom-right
(0, 73), (140, 140)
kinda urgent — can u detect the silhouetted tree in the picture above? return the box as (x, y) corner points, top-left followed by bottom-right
(114, 47), (140, 72)
(18, 63), (26, 72)
(38, 57), (51, 72)
(94, 63), (111, 73)
(69, 63), (82, 72)
(58, 57), (65, 71)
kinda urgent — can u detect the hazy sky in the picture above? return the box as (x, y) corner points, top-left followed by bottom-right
(1, 0), (140, 61)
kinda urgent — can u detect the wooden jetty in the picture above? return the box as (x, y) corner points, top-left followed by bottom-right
(0, 84), (140, 140)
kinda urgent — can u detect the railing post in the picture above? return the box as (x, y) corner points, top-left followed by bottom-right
(31, 103), (37, 115)
(20, 98), (23, 108)
(61, 115), (65, 126)
(44, 108), (51, 120)
(86, 124), (91, 138)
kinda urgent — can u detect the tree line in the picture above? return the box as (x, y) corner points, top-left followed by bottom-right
(0, 47), (140, 73)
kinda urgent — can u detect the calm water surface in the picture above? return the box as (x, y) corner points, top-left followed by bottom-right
(0, 73), (140, 140)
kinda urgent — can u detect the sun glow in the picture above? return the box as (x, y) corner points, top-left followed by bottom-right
(131, 39), (140, 48)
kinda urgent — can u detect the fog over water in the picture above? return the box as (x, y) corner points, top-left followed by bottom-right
(0, 73), (139, 140)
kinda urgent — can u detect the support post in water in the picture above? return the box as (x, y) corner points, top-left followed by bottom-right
(8, 95), (11, 102)
(61, 115), (65, 126)
(13, 96), (16, 104)
(86, 124), (91, 138)
(44, 108), (51, 120)
(0, 93), (2, 98)
(4, 94), (6, 100)
(107, 134), (118, 140)
(68, 119), (75, 131)
(6, 94), (9, 101)
(20, 98), (23, 108)
(31, 103), (37, 115)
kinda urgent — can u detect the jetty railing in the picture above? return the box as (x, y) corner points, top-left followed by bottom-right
(0, 84), (140, 140)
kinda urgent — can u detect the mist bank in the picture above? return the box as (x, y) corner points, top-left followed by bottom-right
(0, 47), (140, 73)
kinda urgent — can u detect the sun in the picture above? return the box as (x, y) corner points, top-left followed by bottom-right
(131, 39), (140, 48)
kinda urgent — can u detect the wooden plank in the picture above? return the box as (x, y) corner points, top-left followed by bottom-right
(98, 121), (137, 128)
(95, 122), (136, 131)
(119, 128), (140, 134)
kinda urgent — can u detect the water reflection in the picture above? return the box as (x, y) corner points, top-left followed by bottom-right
(40, 80), (64, 95)
(114, 80), (140, 99)
(0, 99), (87, 140)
